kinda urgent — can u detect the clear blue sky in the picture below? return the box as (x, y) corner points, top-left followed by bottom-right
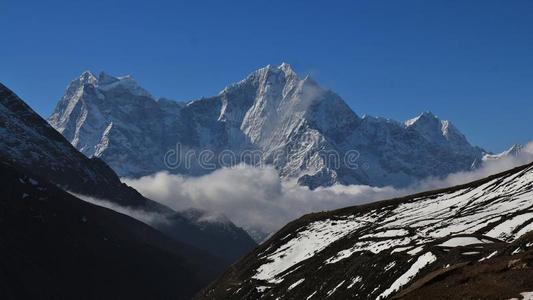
(1, 0), (532, 152)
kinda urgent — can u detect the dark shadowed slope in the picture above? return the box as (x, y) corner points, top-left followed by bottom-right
(198, 162), (533, 300)
(0, 82), (256, 263)
(0, 158), (224, 300)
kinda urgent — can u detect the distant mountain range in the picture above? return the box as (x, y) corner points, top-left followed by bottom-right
(49, 64), (487, 189)
(0, 83), (256, 265)
(198, 162), (533, 299)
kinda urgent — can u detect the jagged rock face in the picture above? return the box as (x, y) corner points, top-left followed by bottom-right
(0, 82), (128, 203)
(49, 64), (485, 188)
(0, 82), (256, 263)
(197, 162), (533, 300)
(49, 71), (186, 177)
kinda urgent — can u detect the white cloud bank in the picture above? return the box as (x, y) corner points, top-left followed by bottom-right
(70, 192), (170, 226)
(123, 167), (403, 237)
(123, 142), (533, 239)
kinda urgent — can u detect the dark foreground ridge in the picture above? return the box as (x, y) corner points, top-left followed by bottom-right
(0, 158), (224, 299)
(198, 162), (533, 299)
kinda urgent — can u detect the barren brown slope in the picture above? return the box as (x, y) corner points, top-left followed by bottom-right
(396, 232), (533, 300)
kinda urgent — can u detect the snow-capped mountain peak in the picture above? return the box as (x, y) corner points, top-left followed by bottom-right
(503, 143), (525, 156)
(483, 143), (527, 161)
(49, 64), (486, 188)
(225, 63), (300, 94)
(404, 111), (469, 147)
(98, 74), (152, 98)
(67, 70), (152, 99)
(404, 111), (438, 127)
(256, 62), (297, 77)
(279, 62), (297, 77)
(48, 70), (161, 164)
(79, 70), (98, 83)
(97, 71), (119, 85)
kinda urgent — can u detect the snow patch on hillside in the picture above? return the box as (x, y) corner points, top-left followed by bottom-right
(377, 252), (437, 299)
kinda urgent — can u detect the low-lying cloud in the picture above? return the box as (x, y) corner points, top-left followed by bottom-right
(71, 192), (170, 226)
(123, 142), (533, 240)
(415, 142), (533, 190)
(124, 167), (404, 238)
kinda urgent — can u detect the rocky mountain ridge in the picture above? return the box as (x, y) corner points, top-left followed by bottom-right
(49, 64), (486, 188)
